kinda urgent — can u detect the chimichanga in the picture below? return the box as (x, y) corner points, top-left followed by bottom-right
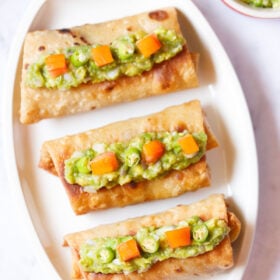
(39, 100), (218, 215)
(20, 7), (199, 124)
(63, 194), (241, 279)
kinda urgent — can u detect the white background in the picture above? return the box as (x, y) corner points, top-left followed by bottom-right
(0, 0), (279, 279)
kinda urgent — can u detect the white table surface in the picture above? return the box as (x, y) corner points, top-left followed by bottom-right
(0, 0), (279, 279)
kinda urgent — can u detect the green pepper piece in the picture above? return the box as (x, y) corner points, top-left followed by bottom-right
(111, 35), (136, 61)
(192, 223), (209, 243)
(95, 247), (115, 264)
(70, 48), (90, 67)
(138, 235), (159, 254)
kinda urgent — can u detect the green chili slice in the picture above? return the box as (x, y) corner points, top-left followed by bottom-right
(192, 223), (209, 243)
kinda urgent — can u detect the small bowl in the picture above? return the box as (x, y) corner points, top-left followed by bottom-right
(222, 0), (280, 18)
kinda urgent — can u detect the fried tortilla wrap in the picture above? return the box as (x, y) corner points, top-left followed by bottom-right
(39, 100), (218, 215)
(20, 7), (199, 124)
(63, 194), (241, 279)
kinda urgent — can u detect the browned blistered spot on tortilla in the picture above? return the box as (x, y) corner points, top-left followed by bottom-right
(126, 181), (138, 189)
(58, 28), (72, 34)
(91, 106), (96, 110)
(74, 42), (80, 46)
(80, 36), (90, 45)
(38, 45), (45, 51)
(198, 214), (207, 221)
(57, 28), (81, 43)
(24, 63), (29, 69)
(175, 122), (187, 132)
(175, 267), (184, 273)
(149, 10), (169, 21)
(175, 172), (184, 181)
(153, 63), (172, 90)
(151, 49), (190, 91)
(126, 26), (133, 31)
(100, 81), (116, 93)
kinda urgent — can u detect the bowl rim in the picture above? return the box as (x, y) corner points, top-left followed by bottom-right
(222, 0), (280, 18)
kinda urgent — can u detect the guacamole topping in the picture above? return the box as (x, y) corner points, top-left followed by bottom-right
(64, 130), (207, 192)
(241, 0), (280, 8)
(79, 216), (230, 274)
(26, 27), (185, 89)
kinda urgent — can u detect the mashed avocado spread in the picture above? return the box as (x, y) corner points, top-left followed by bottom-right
(26, 27), (185, 89)
(241, 0), (280, 7)
(79, 216), (230, 274)
(64, 131), (207, 192)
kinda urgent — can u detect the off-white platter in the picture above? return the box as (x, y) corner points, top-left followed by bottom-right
(3, 0), (258, 279)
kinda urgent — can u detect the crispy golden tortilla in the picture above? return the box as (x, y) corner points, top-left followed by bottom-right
(39, 100), (218, 215)
(20, 7), (199, 124)
(63, 194), (241, 279)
